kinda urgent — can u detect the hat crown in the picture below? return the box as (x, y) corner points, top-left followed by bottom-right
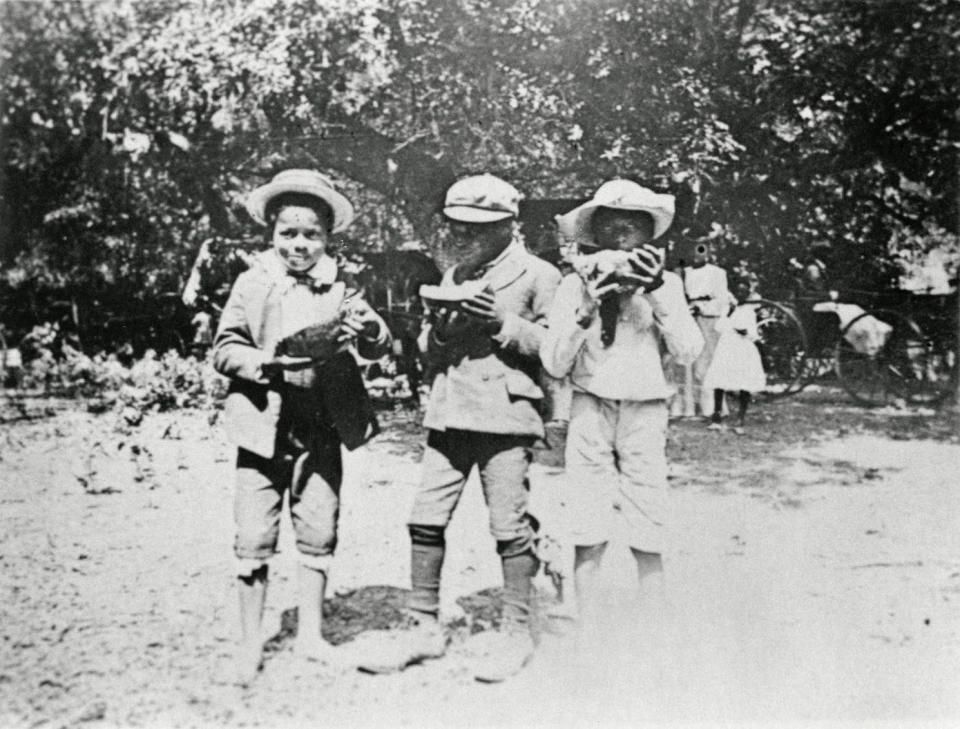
(246, 167), (354, 232)
(270, 168), (336, 190)
(555, 178), (676, 245)
(444, 174), (521, 221)
(592, 179), (672, 213)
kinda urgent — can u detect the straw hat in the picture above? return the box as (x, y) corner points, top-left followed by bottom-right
(556, 179), (675, 245)
(246, 169), (354, 233)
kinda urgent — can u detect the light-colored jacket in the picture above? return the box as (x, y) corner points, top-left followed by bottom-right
(213, 251), (390, 458)
(540, 271), (703, 401)
(420, 242), (561, 437)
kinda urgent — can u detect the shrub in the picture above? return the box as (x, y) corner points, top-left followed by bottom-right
(15, 325), (227, 414)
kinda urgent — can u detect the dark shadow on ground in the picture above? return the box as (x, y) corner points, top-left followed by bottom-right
(264, 583), (565, 655)
(264, 585), (411, 654)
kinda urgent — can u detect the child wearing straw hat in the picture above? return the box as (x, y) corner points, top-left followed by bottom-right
(541, 179), (703, 638)
(213, 169), (392, 684)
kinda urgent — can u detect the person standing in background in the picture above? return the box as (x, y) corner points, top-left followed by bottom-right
(679, 239), (734, 418)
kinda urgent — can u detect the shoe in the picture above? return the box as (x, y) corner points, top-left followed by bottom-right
(706, 421), (723, 431)
(471, 628), (535, 683)
(354, 620), (447, 674)
(235, 641), (263, 686)
(732, 426), (745, 436)
(293, 636), (352, 669)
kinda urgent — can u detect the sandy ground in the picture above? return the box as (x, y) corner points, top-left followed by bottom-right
(1, 391), (959, 728)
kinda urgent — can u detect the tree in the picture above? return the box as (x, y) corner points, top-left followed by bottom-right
(2, 0), (957, 345)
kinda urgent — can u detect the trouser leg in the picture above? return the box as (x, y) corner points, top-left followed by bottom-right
(407, 430), (472, 618)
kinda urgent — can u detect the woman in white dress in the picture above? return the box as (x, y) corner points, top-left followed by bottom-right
(704, 294), (766, 433)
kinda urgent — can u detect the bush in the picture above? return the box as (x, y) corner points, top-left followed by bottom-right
(16, 324), (227, 414)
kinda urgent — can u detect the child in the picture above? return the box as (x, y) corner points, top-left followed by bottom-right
(357, 174), (561, 683)
(704, 281), (766, 434)
(680, 239), (735, 417)
(541, 179), (703, 636)
(213, 169), (392, 684)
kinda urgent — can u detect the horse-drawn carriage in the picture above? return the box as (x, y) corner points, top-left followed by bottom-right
(748, 288), (956, 406)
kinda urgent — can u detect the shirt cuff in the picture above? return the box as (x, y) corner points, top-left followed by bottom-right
(643, 286), (674, 318)
(492, 312), (523, 346)
(248, 349), (274, 383)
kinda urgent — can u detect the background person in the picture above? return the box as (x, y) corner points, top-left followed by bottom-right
(704, 278), (766, 434)
(679, 239), (735, 417)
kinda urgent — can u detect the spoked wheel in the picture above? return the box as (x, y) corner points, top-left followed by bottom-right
(751, 299), (808, 398)
(0, 328), (7, 386)
(836, 309), (948, 406)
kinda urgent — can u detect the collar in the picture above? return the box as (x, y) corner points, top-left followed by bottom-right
(258, 249), (338, 285)
(475, 240), (523, 278)
(445, 240), (527, 287)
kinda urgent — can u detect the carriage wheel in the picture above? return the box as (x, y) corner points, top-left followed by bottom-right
(835, 309), (947, 407)
(0, 328), (7, 387)
(751, 299), (808, 398)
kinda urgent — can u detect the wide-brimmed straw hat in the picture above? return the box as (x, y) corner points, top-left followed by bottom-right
(557, 179), (675, 244)
(246, 169), (354, 233)
(443, 174), (521, 223)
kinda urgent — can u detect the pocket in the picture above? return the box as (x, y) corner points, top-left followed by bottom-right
(504, 370), (544, 400)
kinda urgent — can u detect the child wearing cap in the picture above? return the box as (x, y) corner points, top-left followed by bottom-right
(213, 169), (392, 683)
(540, 179), (703, 639)
(357, 173), (561, 683)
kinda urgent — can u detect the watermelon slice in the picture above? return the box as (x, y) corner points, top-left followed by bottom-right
(275, 317), (343, 361)
(418, 280), (489, 306)
(570, 249), (635, 282)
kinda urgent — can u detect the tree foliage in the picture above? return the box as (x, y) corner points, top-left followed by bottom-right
(1, 0), (957, 343)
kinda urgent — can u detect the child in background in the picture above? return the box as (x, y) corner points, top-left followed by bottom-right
(704, 278), (766, 433)
(213, 169), (391, 684)
(541, 179), (703, 637)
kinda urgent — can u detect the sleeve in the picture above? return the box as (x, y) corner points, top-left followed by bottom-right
(539, 274), (591, 379)
(348, 295), (393, 360)
(212, 275), (271, 383)
(745, 306), (761, 342)
(717, 268), (736, 315)
(491, 264), (562, 358)
(644, 273), (704, 366)
(417, 309), (456, 365)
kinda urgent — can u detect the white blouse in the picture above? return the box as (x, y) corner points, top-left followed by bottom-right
(541, 271), (704, 402)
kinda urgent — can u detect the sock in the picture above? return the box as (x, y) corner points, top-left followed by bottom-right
(712, 389), (725, 421)
(408, 524), (446, 619)
(738, 390), (750, 424)
(499, 543), (539, 627)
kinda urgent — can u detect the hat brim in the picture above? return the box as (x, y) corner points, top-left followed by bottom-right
(556, 201), (674, 249)
(443, 206), (515, 223)
(246, 180), (355, 233)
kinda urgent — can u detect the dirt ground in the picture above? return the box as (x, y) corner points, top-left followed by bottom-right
(1, 389), (959, 729)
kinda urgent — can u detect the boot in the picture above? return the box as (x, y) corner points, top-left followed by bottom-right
(355, 616), (447, 674)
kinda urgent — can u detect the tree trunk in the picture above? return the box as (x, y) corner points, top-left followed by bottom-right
(307, 113), (457, 245)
